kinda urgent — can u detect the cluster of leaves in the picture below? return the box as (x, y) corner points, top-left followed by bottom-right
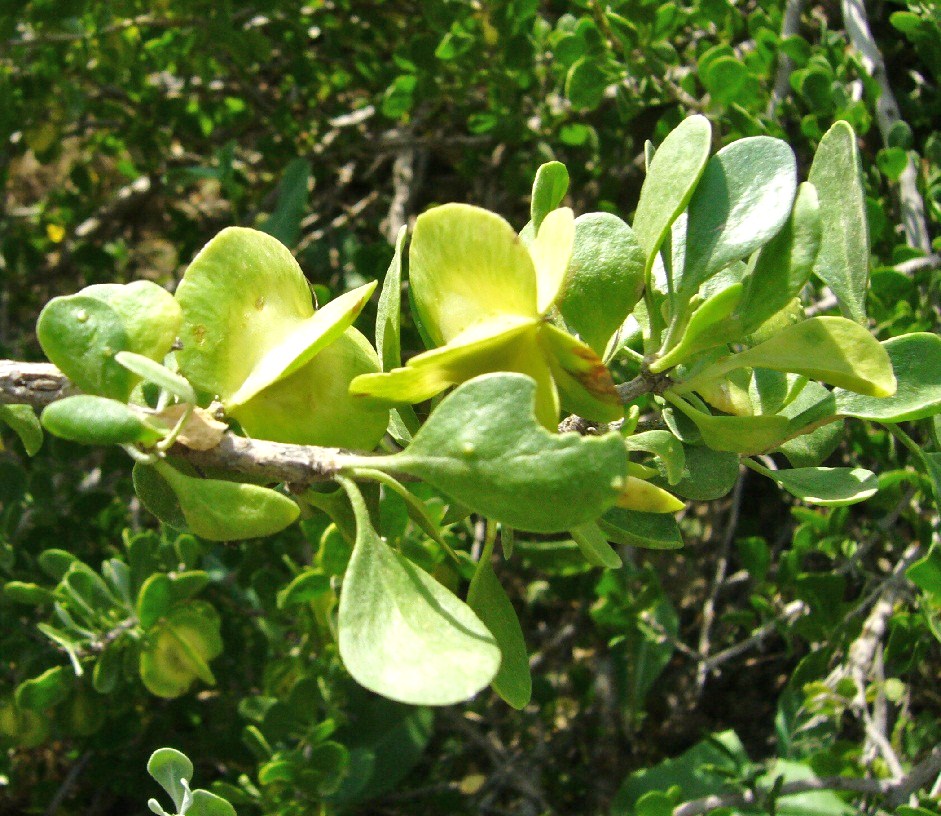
(2, 2), (940, 815)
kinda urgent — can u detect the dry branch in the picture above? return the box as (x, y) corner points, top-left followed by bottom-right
(841, 0), (932, 252)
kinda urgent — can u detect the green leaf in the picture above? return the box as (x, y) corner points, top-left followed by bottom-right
(565, 56), (608, 110)
(835, 333), (941, 422)
(231, 328), (389, 450)
(556, 212), (645, 356)
(651, 283), (743, 371)
(688, 317), (896, 398)
(667, 394), (790, 454)
(876, 147), (908, 181)
(701, 56), (748, 104)
(261, 157), (311, 246)
(92, 646), (122, 694)
(226, 281), (376, 409)
(175, 228), (387, 448)
(153, 462), (299, 541)
(625, 431), (686, 485)
(336, 478), (500, 706)
(176, 226), (314, 399)
(598, 507), (684, 550)
(187, 789), (238, 816)
(3, 581), (53, 605)
(41, 396), (163, 446)
(808, 121), (870, 323)
(907, 547), (941, 600)
(570, 521), (623, 567)
(382, 374), (627, 532)
(749, 462), (878, 506)
(80, 281), (182, 363)
(738, 182), (822, 333)
(139, 602), (223, 698)
(531, 161), (569, 231)
(376, 225), (407, 373)
(137, 573), (173, 629)
(0, 404), (43, 455)
(147, 747), (194, 812)
(680, 137), (797, 296)
(612, 731), (751, 815)
(36, 295), (135, 400)
(276, 570), (331, 609)
(633, 115), (712, 272)
(15, 666), (72, 712)
(772, 380), (842, 467)
(133, 463), (188, 531)
(115, 351), (196, 404)
(467, 554), (532, 709)
(653, 443), (739, 500)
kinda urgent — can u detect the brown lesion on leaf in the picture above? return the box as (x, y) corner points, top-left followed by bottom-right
(192, 324), (207, 345)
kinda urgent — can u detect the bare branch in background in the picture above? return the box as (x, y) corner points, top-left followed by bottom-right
(841, 0), (932, 252)
(767, 0), (807, 119)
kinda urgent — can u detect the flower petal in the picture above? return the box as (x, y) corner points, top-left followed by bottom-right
(528, 207), (575, 313)
(409, 204), (539, 345)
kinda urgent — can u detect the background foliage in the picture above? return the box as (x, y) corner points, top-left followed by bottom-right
(1, 1), (940, 814)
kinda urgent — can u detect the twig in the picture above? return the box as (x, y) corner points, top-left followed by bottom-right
(696, 471), (744, 690)
(841, 0), (932, 252)
(1, 360), (366, 484)
(699, 599), (808, 675)
(386, 143), (415, 244)
(43, 751), (92, 816)
(0, 361), (79, 407)
(672, 768), (926, 816)
(767, 0), (807, 119)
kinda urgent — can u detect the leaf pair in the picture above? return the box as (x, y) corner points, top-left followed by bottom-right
(148, 747), (236, 816)
(37, 280), (182, 400)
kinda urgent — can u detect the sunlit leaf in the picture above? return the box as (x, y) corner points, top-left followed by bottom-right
(809, 121), (869, 323)
(377, 374), (627, 532)
(633, 115), (712, 272)
(687, 317), (896, 398)
(337, 479), (500, 706)
(680, 137), (797, 296)
(41, 396), (163, 446)
(531, 161), (569, 231)
(556, 212), (645, 357)
(748, 461), (878, 506)
(37, 295), (135, 400)
(835, 333), (941, 422)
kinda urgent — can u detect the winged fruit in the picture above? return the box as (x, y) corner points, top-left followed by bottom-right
(350, 204), (622, 429)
